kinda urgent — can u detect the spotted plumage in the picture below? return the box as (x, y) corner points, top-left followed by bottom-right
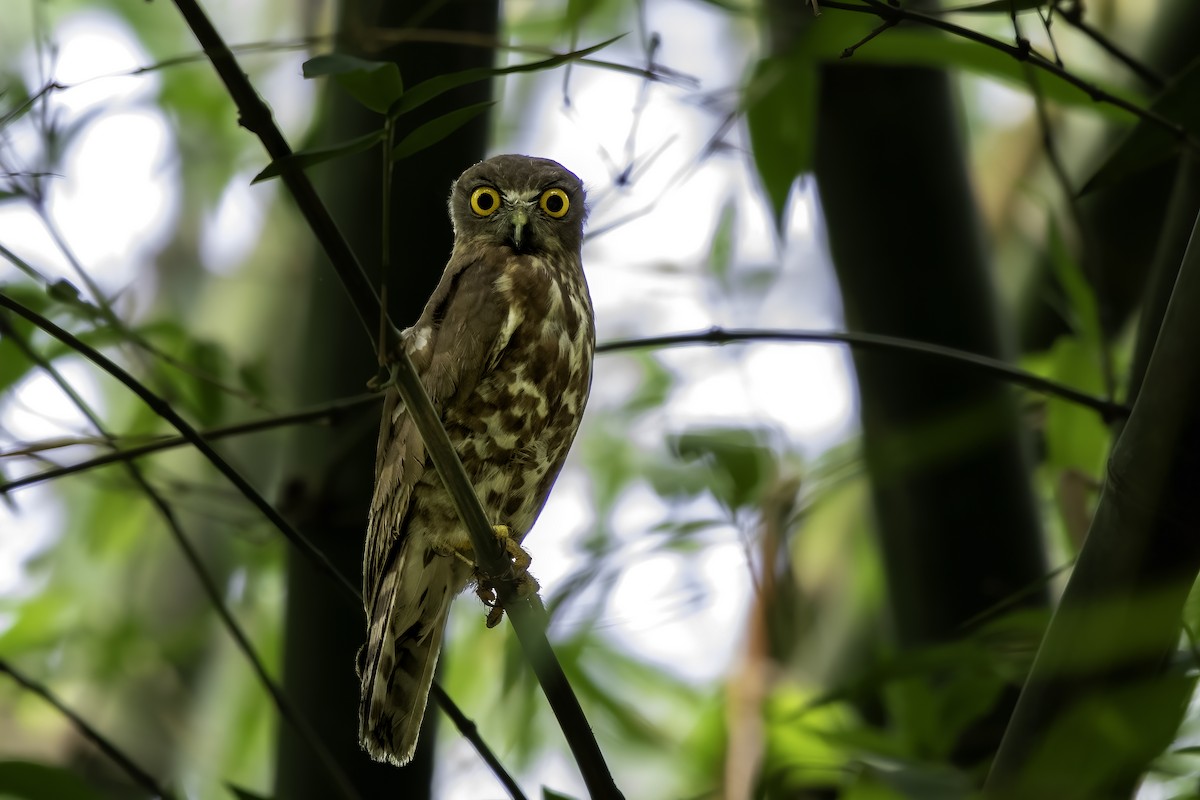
(359, 155), (595, 766)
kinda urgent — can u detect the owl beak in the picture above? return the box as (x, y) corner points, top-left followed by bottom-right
(508, 204), (531, 251)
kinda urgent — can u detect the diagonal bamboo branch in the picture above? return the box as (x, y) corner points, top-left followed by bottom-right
(90, 0), (623, 793)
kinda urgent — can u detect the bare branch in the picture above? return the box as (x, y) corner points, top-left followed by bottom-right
(820, 0), (1199, 152)
(596, 327), (1128, 421)
(1053, 2), (1165, 90)
(429, 684), (528, 800)
(0, 394), (380, 494)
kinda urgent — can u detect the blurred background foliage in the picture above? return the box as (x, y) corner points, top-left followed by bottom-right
(1, 0), (1200, 798)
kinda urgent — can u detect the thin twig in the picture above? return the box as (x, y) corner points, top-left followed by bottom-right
(840, 19), (898, 58)
(0, 313), (363, 800)
(1053, 2), (1165, 90)
(819, 0), (1199, 152)
(429, 684), (528, 800)
(595, 327), (1129, 421)
(0, 659), (176, 800)
(0, 290), (361, 601)
(0, 394), (380, 495)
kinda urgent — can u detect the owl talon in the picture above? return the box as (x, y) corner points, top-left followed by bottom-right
(366, 361), (399, 393)
(475, 524), (540, 628)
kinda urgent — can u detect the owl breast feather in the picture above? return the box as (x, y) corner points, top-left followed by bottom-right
(443, 252), (594, 536)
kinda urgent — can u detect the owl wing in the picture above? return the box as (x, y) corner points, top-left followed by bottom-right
(362, 249), (512, 605)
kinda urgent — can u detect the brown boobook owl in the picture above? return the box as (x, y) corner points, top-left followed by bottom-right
(359, 155), (595, 765)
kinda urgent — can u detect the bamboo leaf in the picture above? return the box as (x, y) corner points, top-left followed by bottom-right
(226, 783), (273, 800)
(1084, 56), (1200, 194)
(0, 761), (109, 800)
(745, 51), (817, 226)
(303, 54), (403, 114)
(252, 130), (385, 183)
(391, 102), (495, 160)
(391, 36), (623, 117)
(1082, 55), (1200, 194)
(937, 0), (1049, 13)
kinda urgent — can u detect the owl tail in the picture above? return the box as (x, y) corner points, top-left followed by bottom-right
(359, 546), (456, 766)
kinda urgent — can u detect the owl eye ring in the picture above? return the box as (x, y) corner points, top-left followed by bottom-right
(470, 187), (501, 216)
(539, 188), (570, 218)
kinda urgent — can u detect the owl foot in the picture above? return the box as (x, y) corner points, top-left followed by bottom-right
(475, 525), (540, 628)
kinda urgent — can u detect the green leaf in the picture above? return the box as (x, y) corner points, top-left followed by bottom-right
(622, 352), (674, 415)
(391, 102), (495, 161)
(45, 279), (82, 306)
(391, 36), (623, 117)
(707, 199), (736, 289)
(0, 286), (53, 394)
(226, 783), (273, 800)
(937, 0), (1050, 13)
(1083, 55), (1200, 194)
(186, 339), (229, 426)
(565, 0), (605, 31)
(303, 54), (403, 114)
(301, 53), (381, 78)
(542, 789), (581, 800)
(0, 314), (35, 395)
(0, 761), (109, 800)
(745, 52), (816, 226)
(689, 0), (752, 13)
(0, 592), (72, 653)
(252, 130), (385, 183)
(1038, 337), (1109, 476)
(670, 426), (776, 510)
(1046, 218), (1102, 351)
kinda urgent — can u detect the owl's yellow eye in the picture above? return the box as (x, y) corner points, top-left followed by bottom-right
(539, 188), (570, 218)
(470, 187), (500, 216)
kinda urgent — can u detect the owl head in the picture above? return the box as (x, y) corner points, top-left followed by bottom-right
(448, 154), (586, 256)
